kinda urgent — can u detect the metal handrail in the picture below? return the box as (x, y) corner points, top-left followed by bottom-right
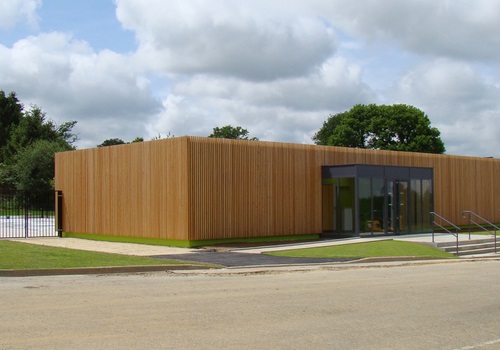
(461, 210), (499, 254)
(430, 212), (460, 256)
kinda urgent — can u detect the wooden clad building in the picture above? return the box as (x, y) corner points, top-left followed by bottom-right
(54, 136), (500, 246)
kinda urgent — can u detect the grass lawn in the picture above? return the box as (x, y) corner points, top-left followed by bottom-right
(0, 240), (194, 270)
(266, 240), (456, 259)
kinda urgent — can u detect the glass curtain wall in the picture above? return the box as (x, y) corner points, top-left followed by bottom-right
(322, 165), (433, 237)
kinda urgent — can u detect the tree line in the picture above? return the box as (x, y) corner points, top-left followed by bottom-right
(1, 89), (445, 193)
(0, 91), (77, 192)
(312, 104), (445, 154)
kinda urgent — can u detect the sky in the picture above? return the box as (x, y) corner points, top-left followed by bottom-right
(1, 0), (499, 157)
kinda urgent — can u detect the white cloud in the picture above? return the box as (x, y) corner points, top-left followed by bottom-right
(147, 91), (333, 144)
(0, 32), (161, 148)
(2, 1), (500, 157)
(0, 0), (40, 29)
(322, 0), (500, 61)
(146, 56), (375, 142)
(116, 0), (337, 80)
(392, 59), (500, 156)
(172, 57), (373, 110)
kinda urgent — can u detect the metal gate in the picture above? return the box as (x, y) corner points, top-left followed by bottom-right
(0, 190), (61, 238)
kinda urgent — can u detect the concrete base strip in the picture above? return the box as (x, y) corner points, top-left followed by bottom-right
(0, 264), (213, 277)
(352, 256), (445, 263)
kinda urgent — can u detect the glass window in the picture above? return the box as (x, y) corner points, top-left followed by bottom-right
(359, 178), (372, 234)
(422, 179), (433, 231)
(338, 178), (355, 233)
(372, 178), (385, 233)
(322, 183), (335, 232)
(397, 181), (409, 233)
(411, 179), (422, 233)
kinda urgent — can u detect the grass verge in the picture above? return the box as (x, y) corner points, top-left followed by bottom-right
(0, 240), (193, 270)
(266, 240), (456, 259)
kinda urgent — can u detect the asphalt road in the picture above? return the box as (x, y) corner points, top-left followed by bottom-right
(1, 260), (499, 349)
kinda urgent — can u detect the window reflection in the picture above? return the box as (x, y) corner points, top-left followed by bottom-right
(322, 165), (433, 237)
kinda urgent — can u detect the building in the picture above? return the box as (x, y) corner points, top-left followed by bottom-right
(55, 136), (500, 247)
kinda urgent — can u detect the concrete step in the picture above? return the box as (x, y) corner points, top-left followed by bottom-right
(436, 237), (495, 248)
(442, 242), (498, 252)
(449, 247), (498, 256)
(435, 237), (498, 256)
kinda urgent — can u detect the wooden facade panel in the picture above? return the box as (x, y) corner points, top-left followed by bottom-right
(187, 139), (324, 240)
(56, 136), (500, 242)
(55, 138), (189, 240)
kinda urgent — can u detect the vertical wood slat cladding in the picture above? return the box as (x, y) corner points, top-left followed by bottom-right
(55, 138), (189, 240)
(187, 138), (499, 240)
(55, 136), (500, 241)
(188, 138), (324, 240)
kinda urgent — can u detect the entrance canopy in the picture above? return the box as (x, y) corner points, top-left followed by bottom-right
(322, 164), (433, 237)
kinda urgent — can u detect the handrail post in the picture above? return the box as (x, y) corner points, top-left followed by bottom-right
(462, 211), (472, 240)
(431, 212), (435, 243)
(461, 210), (500, 254)
(468, 213), (471, 240)
(469, 213), (472, 239)
(493, 209), (497, 254)
(430, 211), (460, 255)
(495, 227), (497, 254)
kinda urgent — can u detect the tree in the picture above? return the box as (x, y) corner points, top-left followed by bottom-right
(13, 140), (72, 192)
(151, 132), (175, 140)
(2, 106), (77, 164)
(97, 138), (126, 147)
(131, 137), (144, 143)
(0, 93), (78, 191)
(0, 163), (15, 191)
(97, 137), (153, 146)
(209, 125), (259, 140)
(0, 91), (23, 162)
(313, 104), (445, 154)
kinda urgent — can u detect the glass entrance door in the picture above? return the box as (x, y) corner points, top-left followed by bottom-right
(388, 180), (409, 234)
(396, 181), (409, 233)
